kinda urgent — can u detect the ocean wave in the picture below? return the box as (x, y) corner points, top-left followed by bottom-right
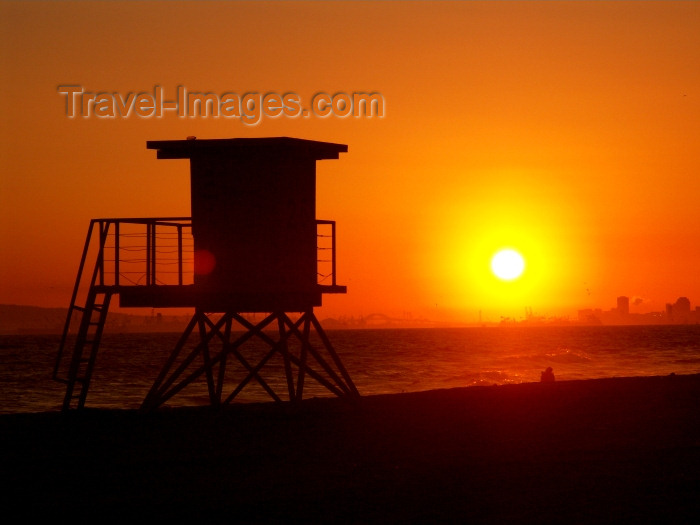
(497, 348), (592, 365)
(674, 357), (700, 365)
(544, 348), (593, 363)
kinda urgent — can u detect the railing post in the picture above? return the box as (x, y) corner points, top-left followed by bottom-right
(151, 220), (157, 285)
(97, 221), (107, 287)
(177, 224), (184, 286)
(145, 221), (151, 286)
(114, 221), (120, 287)
(331, 221), (337, 287)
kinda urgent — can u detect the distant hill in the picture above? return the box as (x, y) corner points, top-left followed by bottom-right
(0, 304), (70, 334)
(0, 304), (192, 335)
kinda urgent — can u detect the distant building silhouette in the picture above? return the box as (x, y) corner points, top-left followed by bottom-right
(617, 296), (629, 317)
(667, 297), (692, 324)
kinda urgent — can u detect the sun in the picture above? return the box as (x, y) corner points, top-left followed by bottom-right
(491, 249), (525, 281)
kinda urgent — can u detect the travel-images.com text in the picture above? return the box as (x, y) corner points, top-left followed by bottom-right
(57, 85), (385, 125)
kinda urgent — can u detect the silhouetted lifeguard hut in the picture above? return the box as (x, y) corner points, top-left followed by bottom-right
(53, 137), (358, 411)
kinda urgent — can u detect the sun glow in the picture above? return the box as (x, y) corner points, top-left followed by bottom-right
(491, 249), (525, 281)
(417, 167), (598, 321)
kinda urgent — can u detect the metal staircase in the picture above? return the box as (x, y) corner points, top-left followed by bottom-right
(52, 220), (113, 410)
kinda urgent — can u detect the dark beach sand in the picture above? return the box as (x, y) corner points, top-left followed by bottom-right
(3, 375), (700, 523)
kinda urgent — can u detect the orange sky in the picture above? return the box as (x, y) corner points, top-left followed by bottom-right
(1, 1), (699, 324)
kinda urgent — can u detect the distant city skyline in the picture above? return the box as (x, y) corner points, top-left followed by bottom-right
(577, 295), (699, 326)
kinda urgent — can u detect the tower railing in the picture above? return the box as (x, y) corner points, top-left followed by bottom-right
(67, 217), (340, 293)
(71, 217), (195, 291)
(316, 219), (339, 288)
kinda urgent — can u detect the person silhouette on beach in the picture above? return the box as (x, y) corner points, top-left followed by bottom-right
(541, 367), (555, 382)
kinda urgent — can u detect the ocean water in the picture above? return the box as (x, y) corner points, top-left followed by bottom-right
(1, 325), (700, 414)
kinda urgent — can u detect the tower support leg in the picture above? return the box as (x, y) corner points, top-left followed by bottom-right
(140, 309), (358, 411)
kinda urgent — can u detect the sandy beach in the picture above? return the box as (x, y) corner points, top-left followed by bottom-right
(3, 374), (700, 523)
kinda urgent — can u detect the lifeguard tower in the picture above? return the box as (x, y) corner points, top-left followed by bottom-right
(53, 137), (358, 411)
